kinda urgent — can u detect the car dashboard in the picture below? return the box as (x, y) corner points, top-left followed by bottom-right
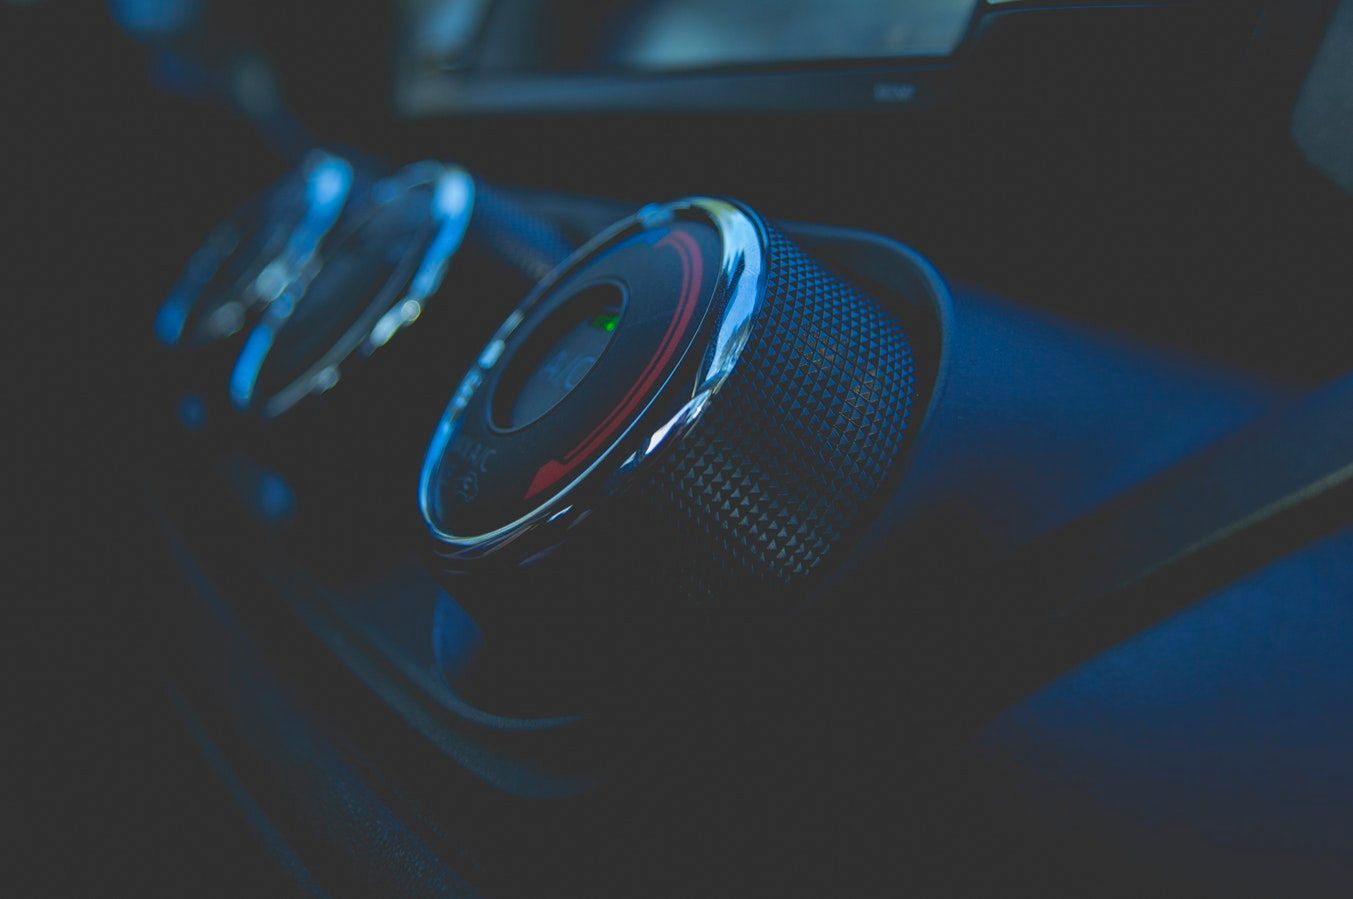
(12, 0), (1353, 896)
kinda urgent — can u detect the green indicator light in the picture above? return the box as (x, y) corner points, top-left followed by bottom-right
(592, 311), (619, 333)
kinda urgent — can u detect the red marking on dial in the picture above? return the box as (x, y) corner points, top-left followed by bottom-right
(525, 230), (704, 500)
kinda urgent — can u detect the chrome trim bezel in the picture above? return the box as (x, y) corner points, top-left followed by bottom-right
(229, 163), (475, 419)
(154, 149), (353, 348)
(419, 196), (768, 566)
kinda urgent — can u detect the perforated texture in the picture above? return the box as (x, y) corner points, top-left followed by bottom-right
(625, 224), (917, 602)
(469, 183), (575, 284)
(447, 217), (919, 628)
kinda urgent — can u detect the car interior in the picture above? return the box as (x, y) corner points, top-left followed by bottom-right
(11, 1), (1353, 895)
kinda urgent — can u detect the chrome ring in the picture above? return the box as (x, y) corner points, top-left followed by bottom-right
(154, 149), (353, 348)
(419, 196), (768, 564)
(229, 163), (475, 418)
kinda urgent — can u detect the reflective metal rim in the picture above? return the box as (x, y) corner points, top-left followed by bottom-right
(154, 149), (353, 348)
(229, 163), (474, 418)
(419, 196), (768, 565)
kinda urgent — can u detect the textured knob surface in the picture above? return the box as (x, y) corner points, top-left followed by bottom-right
(421, 198), (917, 612)
(630, 224), (916, 597)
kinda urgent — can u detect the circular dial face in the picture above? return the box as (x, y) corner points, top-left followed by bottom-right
(492, 281), (626, 430)
(250, 181), (438, 405)
(424, 218), (723, 541)
(181, 178), (309, 346)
